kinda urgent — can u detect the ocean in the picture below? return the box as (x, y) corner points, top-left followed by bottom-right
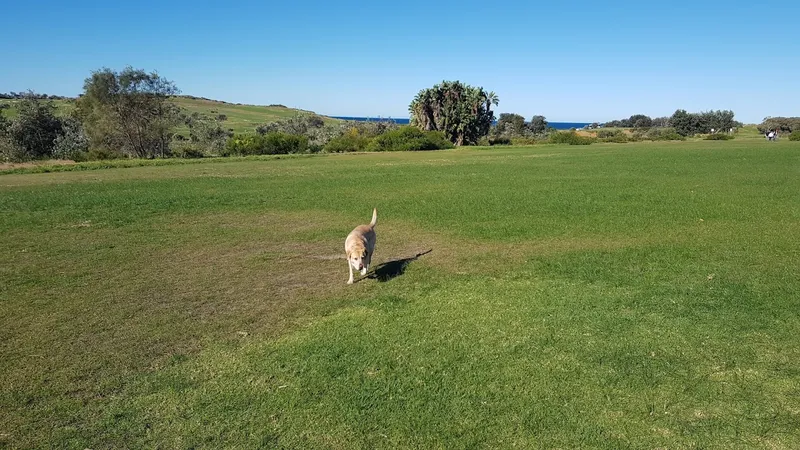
(332, 116), (591, 130)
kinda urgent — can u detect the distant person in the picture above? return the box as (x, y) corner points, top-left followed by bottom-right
(767, 130), (776, 141)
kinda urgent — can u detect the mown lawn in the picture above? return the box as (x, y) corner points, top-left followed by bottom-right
(1, 140), (798, 448)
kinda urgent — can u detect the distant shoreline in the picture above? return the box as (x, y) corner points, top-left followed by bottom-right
(332, 116), (591, 130)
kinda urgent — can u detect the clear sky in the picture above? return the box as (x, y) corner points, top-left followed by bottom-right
(2, 0), (798, 123)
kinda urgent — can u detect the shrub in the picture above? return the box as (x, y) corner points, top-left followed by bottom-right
(511, 137), (538, 146)
(602, 134), (630, 143)
(324, 129), (372, 153)
(8, 94), (64, 160)
(488, 136), (512, 146)
(184, 113), (232, 155)
(171, 142), (206, 158)
(704, 133), (734, 140)
(758, 117), (800, 134)
(52, 117), (90, 161)
(86, 147), (122, 160)
(549, 131), (595, 145)
(789, 130), (800, 141)
(0, 136), (25, 162)
(223, 132), (309, 156)
(596, 129), (629, 143)
(645, 128), (685, 141)
(366, 126), (454, 152)
(257, 115), (347, 151)
(596, 129), (621, 139)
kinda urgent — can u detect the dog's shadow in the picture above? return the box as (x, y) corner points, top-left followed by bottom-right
(361, 249), (433, 283)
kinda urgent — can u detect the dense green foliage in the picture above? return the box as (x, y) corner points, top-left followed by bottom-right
(409, 81), (497, 145)
(604, 111), (740, 137)
(496, 113), (526, 136)
(704, 133), (735, 140)
(76, 67), (181, 158)
(528, 115), (548, 134)
(670, 109), (740, 136)
(0, 67), (786, 164)
(323, 128), (372, 153)
(758, 116), (800, 133)
(596, 129), (630, 143)
(52, 117), (90, 160)
(222, 132), (309, 156)
(366, 126), (453, 151)
(5, 95), (64, 160)
(549, 130), (595, 145)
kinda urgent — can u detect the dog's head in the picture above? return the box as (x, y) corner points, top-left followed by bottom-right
(348, 247), (368, 270)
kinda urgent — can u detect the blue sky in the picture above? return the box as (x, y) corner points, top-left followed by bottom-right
(2, 0), (798, 123)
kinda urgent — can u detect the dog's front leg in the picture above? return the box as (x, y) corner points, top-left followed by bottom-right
(361, 252), (370, 276)
(347, 261), (354, 284)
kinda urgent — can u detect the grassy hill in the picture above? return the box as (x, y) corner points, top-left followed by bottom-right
(0, 96), (338, 134)
(171, 96), (340, 133)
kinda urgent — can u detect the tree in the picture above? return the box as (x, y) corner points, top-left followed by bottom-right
(758, 116), (800, 133)
(76, 66), (181, 158)
(0, 110), (13, 160)
(183, 112), (232, 155)
(652, 116), (670, 127)
(52, 116), (89, 160)
(485, 91), (499, 116)
(628, 114), (652, 129)
(0, 111), (9, 135)
(409, 81), (497, 145)
(670, 109), (696, 136)
(496, 113), (526, 136)
(529, 115), (548, 134)
(7, 92), (64, 160)
(702, 110), (738, 132)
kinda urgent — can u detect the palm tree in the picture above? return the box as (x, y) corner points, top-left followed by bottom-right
(484, 91), (499, 113)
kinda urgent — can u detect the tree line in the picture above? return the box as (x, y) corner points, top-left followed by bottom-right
(1, 67), (792, 163)
(0, 92), (70, 100)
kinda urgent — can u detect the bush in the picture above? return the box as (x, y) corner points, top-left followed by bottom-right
(488, 136), (512, 146)
(171, 142), (206, 158)
(183, 113), (232, 155)
(8, 94), (64, 160)
(549, 131), (595, 145)
(0, 136), (26, 162)
(324, 129), (372, 153)
(366, 126), (454, 152)
(511, 137), (538, 146)
(758, 117), (800, 134)
(789, 130), (800, 141)
(595, 129), (621, 139)
(86, 147), (122, 160)
(704, 133), (734, 140)
(223, 132), (309, 156)
(596, 129), (629, 143)
(52, 117), (89, 161)
(644, 128), (685, 141)
(602, 134), (630, 143)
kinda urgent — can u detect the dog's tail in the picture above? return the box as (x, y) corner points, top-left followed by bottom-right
(369, 208), (377, 228)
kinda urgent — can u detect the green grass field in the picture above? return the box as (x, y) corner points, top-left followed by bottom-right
(0, 96), (336, 134)
(1, 140), (799, 448)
